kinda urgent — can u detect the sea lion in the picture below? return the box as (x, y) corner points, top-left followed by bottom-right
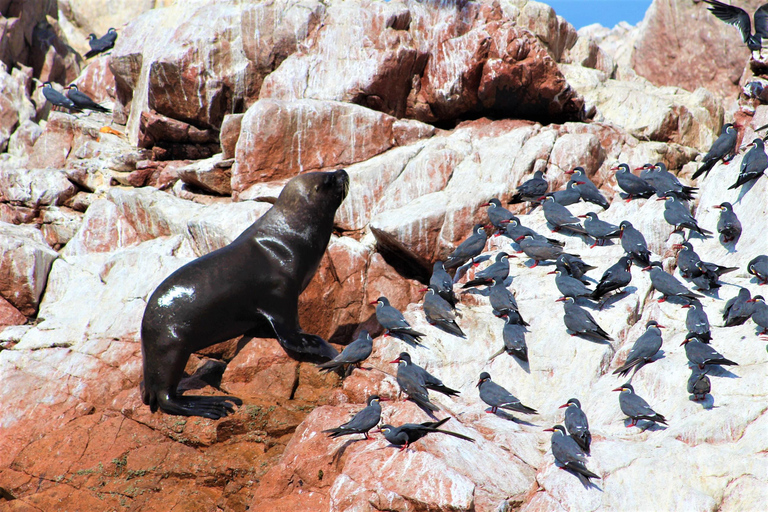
(140, 169), (349, 419)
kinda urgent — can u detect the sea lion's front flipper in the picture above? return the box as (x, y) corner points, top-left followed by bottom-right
(265, 314), (339, 363)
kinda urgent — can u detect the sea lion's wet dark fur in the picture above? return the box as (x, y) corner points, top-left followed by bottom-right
(140, 169), (349, 419)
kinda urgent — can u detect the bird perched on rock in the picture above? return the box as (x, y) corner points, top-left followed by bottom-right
(549, 267), (593, 300)
(591, 255), (633, 302)
(509, 170), (548, 204)
(549, 180), (583, 206)
(723, 288), (754, 327)
(515, 234), (565, 267)
(674, 241), (702, 279)
(560, 398), (591, 455)
(660, 196), (712, 239)
(581, 211), (621, 247)
(65, 84), (111, 113)
(391, 352), (460, 414)
(429, 261), (457, 308)
(613, 163), (655, 201)
(488, 277), (523, 319)
(713, 202), (742, 245)
(540, 195), (588, 235)
(489, 312), (529, 362)
(39, 82), (79, 112)
(482, 198), (515, 232)
(557, 296), (612, 341)
(501, 218), (564, 247)
(316, 330), (373, 374)
(684, 302), (711, 343)
(444, 224), (487, 269)
(692, 123), (738, 179)
(619, 221), (652, 267)
(423, 286), (465, 338)
(322, 395), (388, 440)
(748, 295), (768, 334)
(691, 260), (734, 291)
(702, 1), (768, 55)
(613, 383), (667, 428)
(372, 296), (425, 345)
(565, 167), (610, 209)
(462, 252), (512, 288)
(748, 255), (768, 285)
(688, 369), (711, 402)
(544, 425), (600, 486)
(728, 138), (768, 190)
(682, 334), (738, 370)
(639, 163), (697, 200)
(477, 372), (537, 415)
(643, 261), (703, 303)
(375, 417), (474, 451)
(85, 28), (118, 58)
(558, 254), (597, 283)
(612, 320), (665, 377)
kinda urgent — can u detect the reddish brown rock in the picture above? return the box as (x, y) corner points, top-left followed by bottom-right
(631, 0), (761, 100)
(72, 55), (116, 103)
(27, 113), (79, 169)
(0, 223), (58, 316)
(220, 113), (243, 160)
(0, 295), (26, 327)
(177, 155), (233, 196)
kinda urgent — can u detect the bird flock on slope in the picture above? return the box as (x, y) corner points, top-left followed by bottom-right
(318, 0), (768, 484)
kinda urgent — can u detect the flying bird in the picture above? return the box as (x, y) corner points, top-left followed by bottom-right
(702, 1), (768, 54)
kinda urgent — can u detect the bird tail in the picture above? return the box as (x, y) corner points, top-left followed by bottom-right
(409, 394), (439, 413)
(509, 193), (524, 204)
(712, 357), (738, 366)
(595, 326), (613, 341)
(501, 403), (537, 415)
(488, 346), (507, 361)
(691, 159), (715, 180)
(461, 278), (491, 289)
(652, 414), (668, 425)
(321, 427), (349, 438)
(436, 320), (466, 338)
(391, 328), (425, 344)
(429, 384), (461, 397)
(612, 358), (640, 377)
(432, 428), (475, 442)
(315, 360), (343, 373)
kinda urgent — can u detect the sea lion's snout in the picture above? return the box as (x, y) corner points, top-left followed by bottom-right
(336, 168), (350, 200)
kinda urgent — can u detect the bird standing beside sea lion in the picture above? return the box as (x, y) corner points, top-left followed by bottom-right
(140, 169), (349, 419)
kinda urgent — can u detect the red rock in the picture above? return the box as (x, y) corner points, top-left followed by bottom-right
(73, 55), (116, 103)
(0, 295), (26, 327)
(222, 337), (300, 401)
(27, 112), (78, 168)
(220, 113), (243, 160)
(177, 155), (233, 196)
(0, 223), (58, 316)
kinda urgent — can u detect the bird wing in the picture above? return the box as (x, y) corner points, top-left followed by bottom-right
(755, 3), (768, 38)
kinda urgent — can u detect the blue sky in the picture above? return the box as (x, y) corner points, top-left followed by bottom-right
(541, 0), (653, 30)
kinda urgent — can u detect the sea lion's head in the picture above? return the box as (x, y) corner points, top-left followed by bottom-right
(277, 169), (349, 215)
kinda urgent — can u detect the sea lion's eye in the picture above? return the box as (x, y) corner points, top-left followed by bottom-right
(314, 184), (320, 192)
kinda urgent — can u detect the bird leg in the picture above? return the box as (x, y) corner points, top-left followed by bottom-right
(399, 442), (409, 452)
(657, 296), (667, 303)
(626, 419), (636, 428)
(530, 260), (539, 269)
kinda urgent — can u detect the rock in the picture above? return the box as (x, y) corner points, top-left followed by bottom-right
(0, 222), (58, 317)
(0, 295), (26, 329)
(72, 55), (117, 104)
(7, 119), (43, 160)
(513, 0), (578, 63)
(176, 154), (232, 196)
(220, 113), (243, 160)
(0, 62), (35, 152)
(39, 206), (83, 249)
(0, 167), (77, 208)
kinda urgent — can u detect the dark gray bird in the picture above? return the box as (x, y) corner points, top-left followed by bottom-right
(444, 224), (487, 269)
(714, 202), (742, 245)
(591, 255), (633, 301)
(674, 241), (701, 279)
(430, 261), (457, 308)
(692, 123), (738, 179)
(559, 398), (591, 455)
(544, 424), (600, 486)
(391, 352), (460, 414)
(550, 267), (593, 300)
(687, 369), (711, 402)
(372, 297), (425, 345)
(581, 211), (621, 247)
(501, 218), (564, 247)
(462, 252), (512, 288)
(691, 260), (732, 291)
(682, 335), (738, 369)
(613, 163), (655, 201)
(566, 167), (610, 209)
(482, 198), (515, 231)
(702, 1), (768, 54)
(39, 82), (79, 112)
(638, 162), (697, 201)
(488, 277), (524, 320)
(509, 170), (548, 204)
(540, 195), (588, 234)
(316, 330), (373, 373)
(515, 234), (565, 267)
(613, 383), (668, 427)
(477, 372), (537, 415)
(65, 84), (110, 113)
(558, 254), (597, 283)
(558, 296), (612, 340)
(423, 287), (465, 338)
(748, 295), (768, 334)
(643, 261), (704, 303)
(619, 221), (652, 267)
(683, 302), (711, 343)
(728, 138), (767, 189)
(660, 196), (712, 238)
(322, 395), (388, 439)
(748, 255), (768, 285)
(376, 417), (474, 451)
(85, 28), (118, 58)
(489, 312), (529, 362)
(723, 288), (754, 327)
(613, 320), (665, 377)
(550, 180), (583, 206)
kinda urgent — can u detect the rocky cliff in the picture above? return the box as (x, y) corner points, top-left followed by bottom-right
(1, 0), (767, 511)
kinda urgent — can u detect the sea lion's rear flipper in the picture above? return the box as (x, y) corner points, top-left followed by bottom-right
(265, 315), (339, 363)
(158, 394), (243, 420)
